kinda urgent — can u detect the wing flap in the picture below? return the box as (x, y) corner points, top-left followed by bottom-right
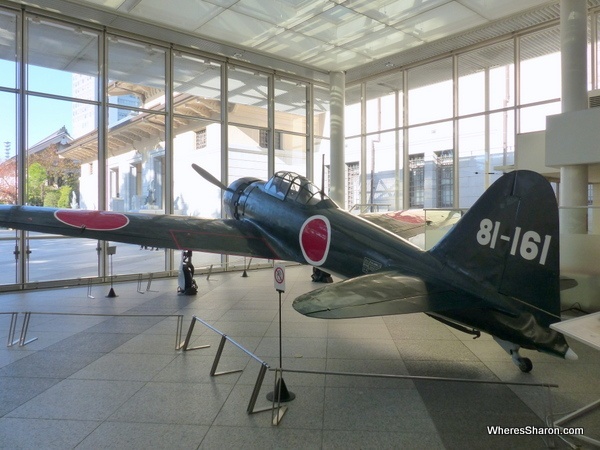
(0, 206), (279, 259)
(292, 270), (480, 319)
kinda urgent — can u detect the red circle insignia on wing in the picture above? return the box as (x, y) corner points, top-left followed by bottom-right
(299, 215), (331, 266)
(54, 210), (129, 231)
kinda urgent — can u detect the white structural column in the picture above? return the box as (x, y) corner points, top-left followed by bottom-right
(559, 0), (588, 234)
(329, 71), (346, 209)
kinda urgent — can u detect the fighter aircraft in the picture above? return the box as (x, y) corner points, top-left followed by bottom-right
(0, 166), (577, 372)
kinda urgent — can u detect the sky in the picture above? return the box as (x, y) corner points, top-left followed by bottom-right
(0, 60), (74, 156)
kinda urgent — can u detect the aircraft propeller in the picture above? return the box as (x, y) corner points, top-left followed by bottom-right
(192, 163), (230, 191)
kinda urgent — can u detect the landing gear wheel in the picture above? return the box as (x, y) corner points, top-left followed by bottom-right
(517, 357), (533, 373)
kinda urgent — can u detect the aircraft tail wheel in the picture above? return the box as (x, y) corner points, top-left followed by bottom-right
(517, 357), (533, 373)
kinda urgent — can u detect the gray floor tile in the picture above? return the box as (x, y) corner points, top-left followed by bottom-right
(7, 379), (145, 421)
(0, 417), (100, 450)
(199, 425), (323, 449)
(75, 421), (210, 450)
(108, 381), (234, 425)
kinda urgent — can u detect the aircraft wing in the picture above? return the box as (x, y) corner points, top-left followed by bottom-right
(292, 270), (482, 319)
(0, 206), (280, 259)
(360, 209), (461, 241)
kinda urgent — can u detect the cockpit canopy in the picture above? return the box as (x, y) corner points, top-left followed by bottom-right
(264, 171), (332, 206)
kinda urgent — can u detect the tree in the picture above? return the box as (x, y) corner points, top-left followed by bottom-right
(0, 159), (17, 204)
(27, 162), (47, 206)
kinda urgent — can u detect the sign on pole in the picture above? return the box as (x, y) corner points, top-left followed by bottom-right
(274, 263), (286, 292)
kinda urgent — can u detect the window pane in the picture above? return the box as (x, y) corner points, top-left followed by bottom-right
(228, 66), (268, 128)
(27, 17), (99, 99)
(105, 108), (166, 212)
(173, 53), (221, 118)
(345, 136), (360, 210)
(174, 119), (222, 218)
(275, 78), (306, 133)
(26, 96), (80, 208)
(408, 121), (453, 208)
(490, 110), (515, 169)
(459, 39), (514, 114)
(0, 92), (17, 204)
(229, 125), (268, 183)
(275, 132), (306, 175)
(408, 58), (453, 124)
(366, 130), (397, 211)
(519, 27), (560, 105)
(345, 84), (361, 137)
(108, 36), (166, 105)
(366, 73), (401, 133)
(0, 10), (17, 89)
(314, 136), (330, 194)
(458, 116), (485, 208)
(519, 102), (560, 133)
(314, 85), (330, 139)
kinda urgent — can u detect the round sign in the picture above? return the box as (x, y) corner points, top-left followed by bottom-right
(274, 264), (286, 292)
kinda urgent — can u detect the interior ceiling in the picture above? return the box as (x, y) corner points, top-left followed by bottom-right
(11, 0), (600, 83)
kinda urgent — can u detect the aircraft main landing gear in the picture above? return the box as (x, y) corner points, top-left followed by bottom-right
(493, 337), (533, 373)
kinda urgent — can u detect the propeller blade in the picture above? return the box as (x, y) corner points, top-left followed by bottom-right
(192, 164), (228, 191)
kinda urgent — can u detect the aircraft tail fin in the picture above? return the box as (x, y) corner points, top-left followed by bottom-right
(430, 170), (560, 325)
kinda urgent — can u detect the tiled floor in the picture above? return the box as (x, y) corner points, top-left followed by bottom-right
(0, 265), (598, 449)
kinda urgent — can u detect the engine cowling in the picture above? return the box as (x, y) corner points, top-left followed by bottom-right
(223, 177), (262, 219)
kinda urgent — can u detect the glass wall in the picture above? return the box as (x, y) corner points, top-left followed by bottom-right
(25, 17), (101, 282)
(0, 5), (325, 288)
(345, 17), (584, 211)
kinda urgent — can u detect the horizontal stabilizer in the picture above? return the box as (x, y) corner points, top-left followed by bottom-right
(292, 270), (481, 319)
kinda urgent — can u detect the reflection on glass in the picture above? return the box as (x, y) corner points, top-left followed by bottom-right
(27, 17), (99, 98)
(108, 36), (166, 105)
(0, 10), (17, 89)
(275, 78), (306, 133)
(173, 53), (221, 118)
(228, 66), (268, 128)
(345, 84), (361, 137)
(314, 85), (330, 139)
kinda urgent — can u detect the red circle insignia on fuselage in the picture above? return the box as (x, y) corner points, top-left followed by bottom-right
(299, 215), (331, 266)
(54, 210), (130, 231)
